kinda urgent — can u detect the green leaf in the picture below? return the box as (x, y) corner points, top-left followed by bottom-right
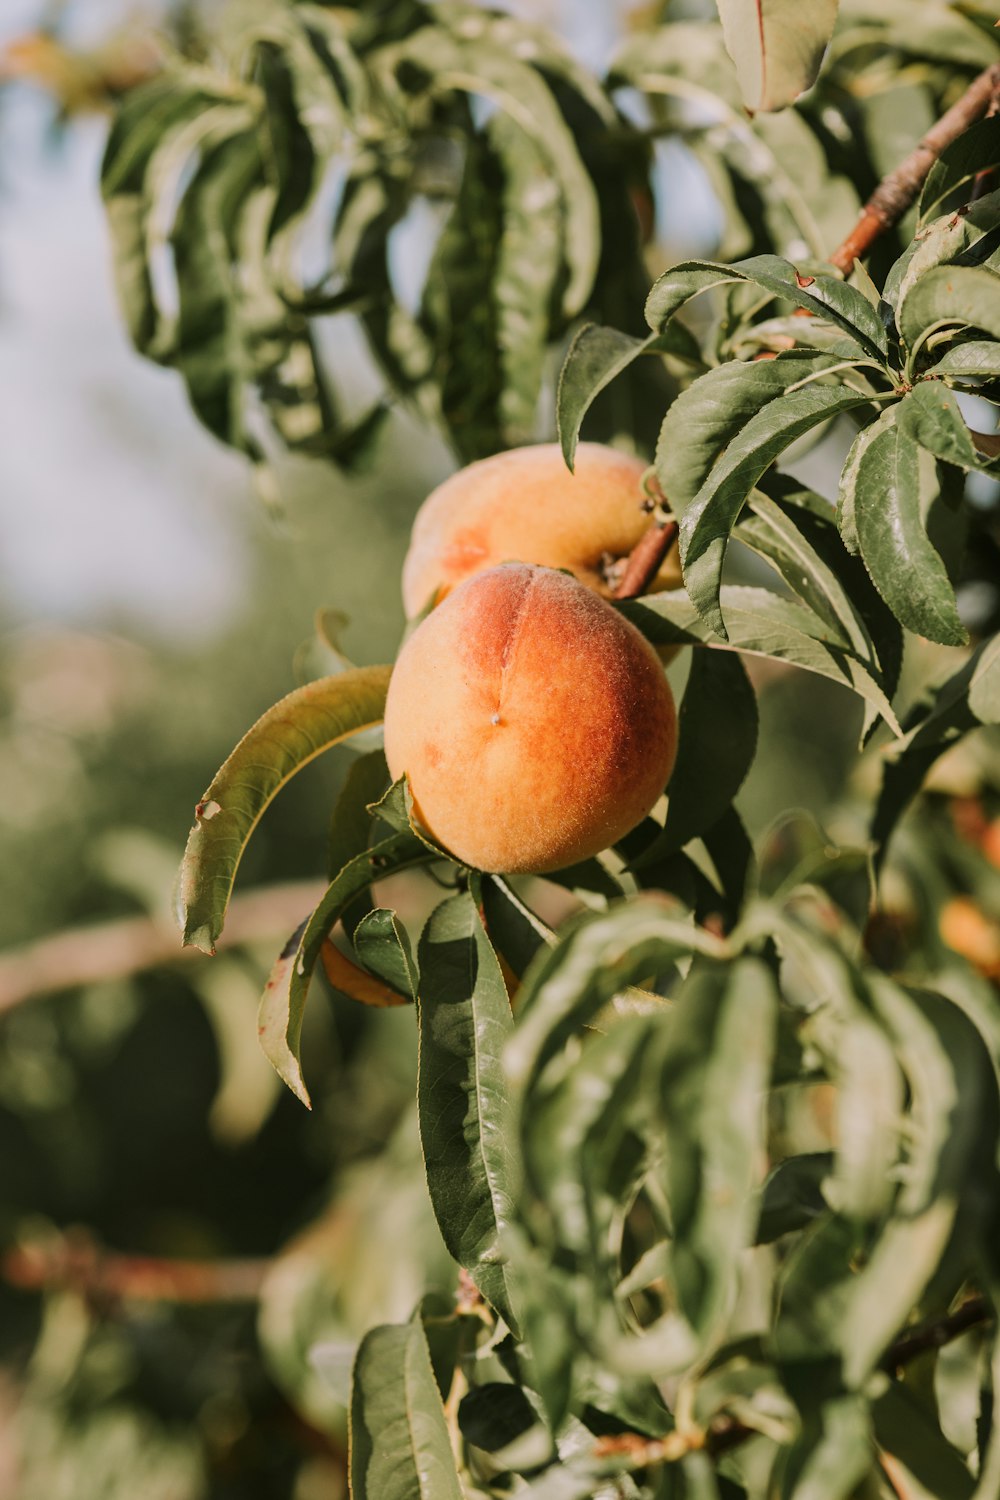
(349, 1318), (463, 1500)
(505, 896), (725, 1099)
(395, 24), (600, 318)
(756, 1153), (833, 1243)
(328, 749), (390, 884)
(646, 255), (889, 363)
(899, 265), (1000, 360)
(777, 1389), (874, 1500)
(352, 908), (418, 999)
(660, 957), (777, 1341)
(631, 649), (757, 862)
(884, 187), (1000, 321)
(837, 982), (995, 1385)
(928, 340), (1000, 378)
(741, 479), (904, 740)
(852, 415), (967, 646)
(416, 891), (518, 1326)
(420, 132), (507, 461)
(680, 382), (879, 637)
(716, 0), (839, 113)
(872, 637), (1000, 865)
(481, 876), (555, 982)
(621, 586), (901, 735)
(258, 832), (430, 1105)
(177, 665), (393, 953)
(656, 352), (850, 519)
(488, 111), (567, 449)
(920, 116), (1000, 225)
(557, 324), (694, 471)
(873, 1380), (975, 1500)
(900, 380), (1000, 474)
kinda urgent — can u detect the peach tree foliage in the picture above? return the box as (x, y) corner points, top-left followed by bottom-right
(103, 1), (1000, 1496)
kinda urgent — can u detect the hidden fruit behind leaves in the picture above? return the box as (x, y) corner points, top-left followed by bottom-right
(384, 563), (677, 874)
(401, 442), (681, 618)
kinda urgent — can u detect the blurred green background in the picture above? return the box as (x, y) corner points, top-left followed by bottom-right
(3, 2), (998, 1496)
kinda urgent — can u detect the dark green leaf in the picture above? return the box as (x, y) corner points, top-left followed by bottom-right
(646, 256), (889, 363)
(656, 353), (849, 519)
(349, 1319), (463, 1500)
(481, 876), (554, 982)
(621, 586), (901, 734)
(873, 1380), (975, 1499)
(352, 908), (418, 999)
(872, 637), (1000, 865)
(259, 832), (430, 1104)
(756, 1154), (833, 1244)
(631, 650), (757, 862)
(919, 116), (1000, 226)
(557, 323), (699, 471)
(900, 379), (1000, 474)
(417, 891), (517, 1325)
(327, 749), (389, 882)
(680, 382), (879, 637)
(853, 415), (967, 646)
(177, 665), (393, 953)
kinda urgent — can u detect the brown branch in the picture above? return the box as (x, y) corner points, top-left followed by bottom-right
(829, 62), (1000, 275)
(3, 1229), (269, 1306)
(0, 879), (327, 1014)
(613, 519), (679, 601)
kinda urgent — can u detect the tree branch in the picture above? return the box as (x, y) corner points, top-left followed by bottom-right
(613, 519), (679, 602)
(2, 1229), (269, 1306)
(829, 62), (1000, 275)
(0, 879), (327, 1014)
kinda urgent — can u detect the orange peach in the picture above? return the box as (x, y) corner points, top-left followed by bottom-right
(401, 442), (681, 618)
(383, 563), (677, 874)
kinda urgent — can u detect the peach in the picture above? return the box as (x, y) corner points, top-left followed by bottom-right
(401, 442), (681, 618)
(383, 563), (677, 874)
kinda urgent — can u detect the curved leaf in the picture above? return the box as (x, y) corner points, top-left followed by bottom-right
(557, 324), (696, 470)
(349, 1318), (464, 1500)
(259, 831), (430, 1105)
(853, 416), (967, 646)
(900, 379), (1000, 474)
(646, 255), (889, 363)
(656, 352), (849, 518)
(177, 665), (393, 953)
(680, 382), (880, 636)
(417, 891), (518, 1326)
(899, 265), (1000, 360)
(716, 0), (839, 114)
(919, 116), (1000, 226)
(621, 586), (901, 734)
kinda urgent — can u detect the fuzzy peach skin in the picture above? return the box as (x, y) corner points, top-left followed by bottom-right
(401, 442), (682, 618)
(383, 563), (677, 875)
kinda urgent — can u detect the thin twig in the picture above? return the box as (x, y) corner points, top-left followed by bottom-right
(0, 879), (327, 1014)
(830, 62), (1000, 275)
(2, 1229), (269, 1305)
(613, 520), (679, 601)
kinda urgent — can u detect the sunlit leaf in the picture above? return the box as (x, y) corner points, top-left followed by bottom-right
(716, 0), (839, 114)
(177, 666), (393, 953)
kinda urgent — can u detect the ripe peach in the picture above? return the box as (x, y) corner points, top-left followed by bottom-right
(383, 563), (677, 874)
(401, 442), (681, 618)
